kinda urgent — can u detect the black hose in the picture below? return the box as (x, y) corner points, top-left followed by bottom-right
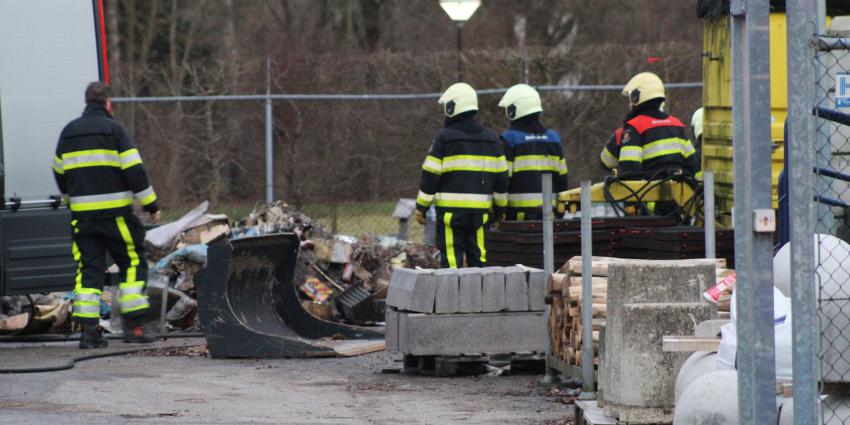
(0, 331), (204, 344)
(0, 347), (179, 374)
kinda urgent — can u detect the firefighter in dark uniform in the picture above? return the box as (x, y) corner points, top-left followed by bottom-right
(414, 83), (509, 268)
(616, 72), (698, 177)
(53, 82), (161, 348)
(497, 84), (568, 221)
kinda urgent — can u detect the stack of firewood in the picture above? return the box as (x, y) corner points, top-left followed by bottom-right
(547, 256), (728, 367)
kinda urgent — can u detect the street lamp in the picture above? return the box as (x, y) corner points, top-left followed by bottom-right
(439, 0), (481, 81)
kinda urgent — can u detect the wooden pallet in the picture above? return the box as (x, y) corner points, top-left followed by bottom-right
(402, 353), (544, 377)
(574, 400), (618, 425)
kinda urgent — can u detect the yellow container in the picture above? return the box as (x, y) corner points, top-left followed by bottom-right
(701, 14), (788, 226)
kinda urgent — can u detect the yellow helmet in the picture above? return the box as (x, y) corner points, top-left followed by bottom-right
(498, 84), (543, 120)
(438, 82), (478, 118)
(622, 72), (665, 106)
(691, 107), (704, 139)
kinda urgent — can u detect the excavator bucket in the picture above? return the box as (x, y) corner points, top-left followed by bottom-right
(196, 233), (383, 358)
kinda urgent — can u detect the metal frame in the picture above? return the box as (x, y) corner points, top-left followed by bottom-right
(787, 1), (819, 423)
(730, 0), (778, 423)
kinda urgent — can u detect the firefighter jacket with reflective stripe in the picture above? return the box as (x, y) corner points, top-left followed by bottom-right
(617, 111), (698, 176)
(53, 105), (159, 219)
(416, 115), (509, 214)
(500, 129), (568, 212)
(600, 128), (623, 170)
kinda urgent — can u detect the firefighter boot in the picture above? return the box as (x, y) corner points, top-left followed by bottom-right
(79, 325), (108, 349)
(122, 316), (156, 344)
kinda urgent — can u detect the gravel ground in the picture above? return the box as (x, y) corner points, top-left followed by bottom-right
(0, 348), (574, 424)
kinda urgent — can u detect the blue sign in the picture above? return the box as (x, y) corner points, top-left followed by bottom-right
(837, 73), (850, 107)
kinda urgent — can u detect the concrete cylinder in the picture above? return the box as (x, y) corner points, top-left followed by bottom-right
(673, 371), (739, 425)
(674, 351), (719, 403)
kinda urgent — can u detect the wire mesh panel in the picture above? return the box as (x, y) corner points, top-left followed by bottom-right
(814, 37), (850, 423)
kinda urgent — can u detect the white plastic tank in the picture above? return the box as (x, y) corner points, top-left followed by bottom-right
(673, 370), (739, 425)
(675, 351), (720, 403)
(773, 234), (850, 382)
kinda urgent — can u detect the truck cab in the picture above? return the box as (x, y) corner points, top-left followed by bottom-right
(0, 0), (108, 295)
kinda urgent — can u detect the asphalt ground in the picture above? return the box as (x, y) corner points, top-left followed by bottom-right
(0, 342), (573, 424)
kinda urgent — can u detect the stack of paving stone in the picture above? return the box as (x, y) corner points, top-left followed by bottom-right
(384, 266), (547, 356)
(611, 226), (735, 267)
(486, 216), (680, 269)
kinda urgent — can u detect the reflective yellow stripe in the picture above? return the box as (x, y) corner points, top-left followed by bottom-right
(441, 155), (509, 173)
(119, 149), (143, 169)
(559, 159), (569, 175)
(70, 191), (134, 212)
(422, 155), (442, 174)
(601, 147), (618, 169)
(641, 137), (691, 160)
(416, 190), (435, 208)
(477, 214), (487, 264)
(135, 186), (157, 206)
(512, 155), (562, 173)
(61, 149), (121, 170)
(443, 212), (457, 268)
(619, 146), (643, 163)
(434, 193), (492, 209)
(493, 192), (507, 207)
(116, 216), (139, 283)
(517, 212), (526, 221)
(53, 156), (65, 174)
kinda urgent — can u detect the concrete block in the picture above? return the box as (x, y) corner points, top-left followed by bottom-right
(385, 307), (399, 353)
(480, 268), (506, 312)
(386, 268), (437, 313)
(501, 266), (529, 311)
(607, 260), (716, 305)
(694, 319), (730, 338)
(386, 268), (425, 310)
(408, 270), (438, 313)
(457, 268), (483, 313)
(434, 269), (459, 314)
(521, 266), (546, 311)
(602, 261), (717, 424)
(397, 311), (546, 356)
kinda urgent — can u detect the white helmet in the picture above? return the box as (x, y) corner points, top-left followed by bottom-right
(498, 84), (543, 121)
(438, 82), (478, 118)
(622, 72), (665, 106)
(692, 107), (704, 140)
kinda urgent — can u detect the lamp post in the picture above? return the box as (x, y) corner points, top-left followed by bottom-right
(439, 0), (481, 81)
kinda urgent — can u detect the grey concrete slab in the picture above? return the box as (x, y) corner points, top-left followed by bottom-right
(434, 269), (460, 314)
(481, 268), (506, 312)
(408, 269), (438, 313)
(386, 268), (426, 310)
(385, 307), (399, 353)
(457, 268), (483, 313)
(398, 311), (546, 356)
(521, 266), (546, 311)
(501, 266), (529, 312)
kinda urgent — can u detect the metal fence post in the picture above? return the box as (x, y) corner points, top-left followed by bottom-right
(786, 1), (819, 424)
(265, 58), (274, 203)
(731, 1), (778, 424)
(541, 172), (557, 384)
(704, 171), (716, 259)
(579, 179), (596, 396)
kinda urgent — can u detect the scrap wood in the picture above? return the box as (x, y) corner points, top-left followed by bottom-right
(662, 336), (721, 352)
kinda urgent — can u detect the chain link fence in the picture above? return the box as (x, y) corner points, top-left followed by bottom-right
(814, 36), (850, 424)
(115, 86), (701, 241)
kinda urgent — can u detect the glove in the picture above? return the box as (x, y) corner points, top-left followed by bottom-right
(414, 210), (427, 225)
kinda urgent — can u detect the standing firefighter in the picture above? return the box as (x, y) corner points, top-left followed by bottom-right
(617, 72), (698, 177)
(53, 82), (161, 348)
(415, 83), (509, 268)
(498, 84), (568, 220)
